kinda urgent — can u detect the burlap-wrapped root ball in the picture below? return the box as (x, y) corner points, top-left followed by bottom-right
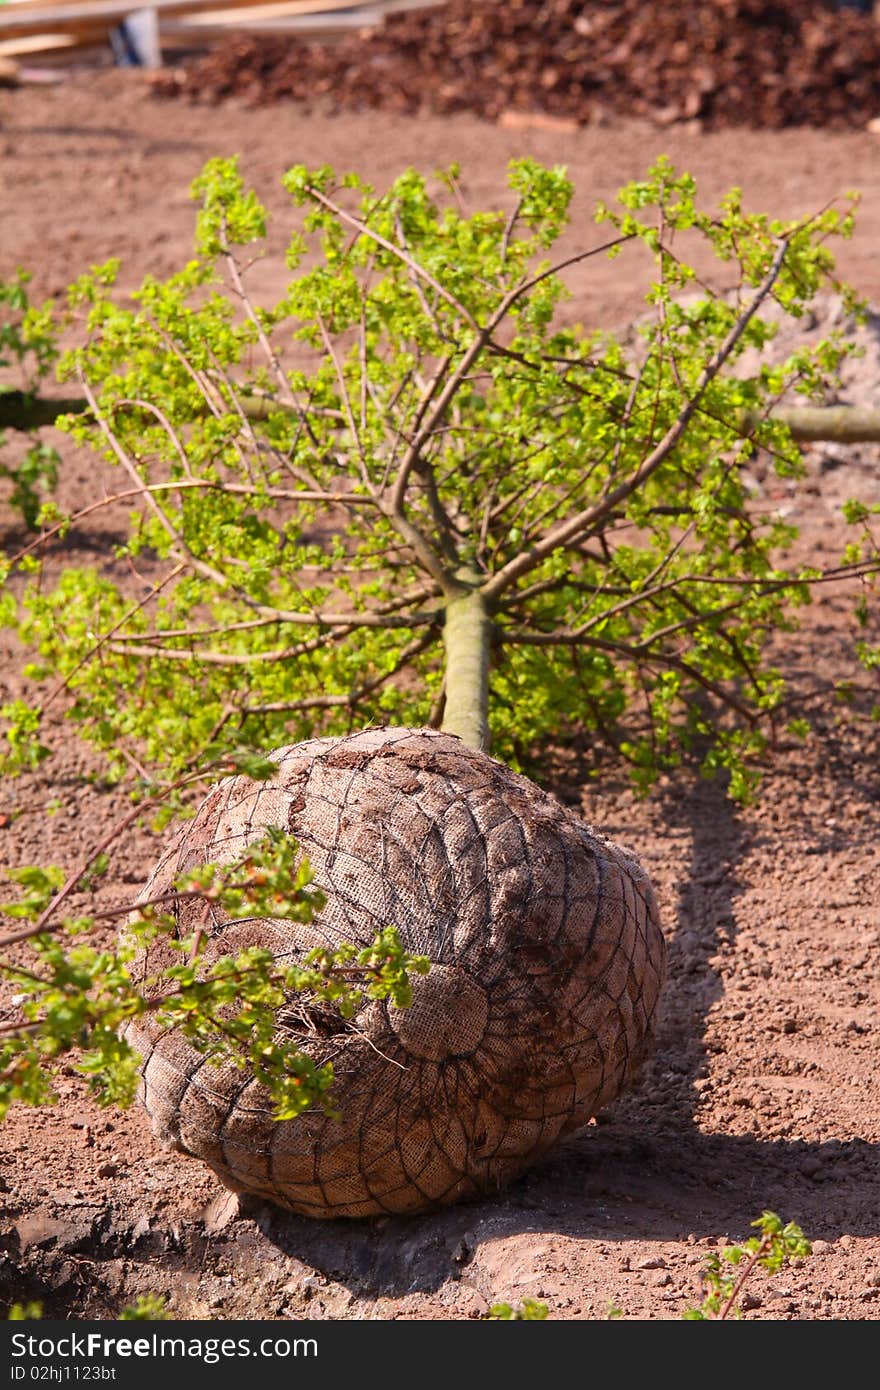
(125, 727), (665, 1218)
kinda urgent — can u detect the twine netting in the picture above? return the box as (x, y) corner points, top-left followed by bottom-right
(125, 727), (666, 1218)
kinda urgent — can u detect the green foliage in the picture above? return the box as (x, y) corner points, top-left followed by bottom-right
(6, 1295), (169, 1320)
(0, 157), (867, 794)
(0, 698), (50, 774)
(0, 272), (57, 381)
(0, 271), (61, 529)
(0, 827), (429, 1122)
(118, 1294), (171, 1320)
(1, 863), (66, 919)
(7, 1303), (43, 1320)
(487, 1298), (549, 1320)
(683, 1212), (811, 1320)
(841, 496), (880, 676)
(601, 1211), (810, 1320)
(0, 441), (59, 531)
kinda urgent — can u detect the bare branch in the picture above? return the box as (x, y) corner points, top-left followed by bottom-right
(389, 353), (454, 514)
(40, 563), (185, 715)
(150, 323), (225, 424)
(107, 598), (442, 665)
(8, 477), (378, 574)
(499, 197), (523, 266)
(219, 220), (297, 412)
(112, 398), (197, 479)
(110, 603), (441, 642)
(377, 503), (454, 592)
(237, 630), (435, 721)
(0, 780), (206, 950)
(394, 212), (449, 340)
(77, 370), (252, 600)
(315, 310), (374, 495)
(103, 580), (439, 647)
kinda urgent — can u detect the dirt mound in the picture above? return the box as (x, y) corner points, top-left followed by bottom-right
(155, 0), (880, 131)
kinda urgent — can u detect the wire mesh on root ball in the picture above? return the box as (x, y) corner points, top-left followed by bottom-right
(124, 727), (666, 1218)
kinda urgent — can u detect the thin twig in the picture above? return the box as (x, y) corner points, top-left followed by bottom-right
(304, 183), (479, 329)
(482, 238), (791, 602)
(0, 788), (201, 950)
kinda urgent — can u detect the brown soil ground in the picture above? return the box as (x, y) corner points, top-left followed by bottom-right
(1, 72), (880, 1321)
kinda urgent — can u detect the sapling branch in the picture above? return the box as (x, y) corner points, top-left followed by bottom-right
(219, 220), (299, 414)
(77, 370), (241, 598)
(3, 158), (868, 795)
(1, 809), (430, 1121)
(388, 352), (454, 515)
(483, 240), (791, 603)
(214, 630), (437, 727)
(113, 397), (194, 480)
(713, 1237), (773, 1321)
(39, 563), (185, 716)
(302, 182), (479, 330)
(315, 311), (373, 492)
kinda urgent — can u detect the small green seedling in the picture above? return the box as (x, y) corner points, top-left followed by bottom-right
(683, 1211), (811, 1320)
(487, 1298), (549, 1320)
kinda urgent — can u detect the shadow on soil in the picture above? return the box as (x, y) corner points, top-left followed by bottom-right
(6, 720), (879, 1316)
(240, 741), (880, 1301)
(239, 1127), (879, 1301)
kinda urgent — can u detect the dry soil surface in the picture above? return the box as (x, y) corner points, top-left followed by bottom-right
(1, 73), (880, 1321)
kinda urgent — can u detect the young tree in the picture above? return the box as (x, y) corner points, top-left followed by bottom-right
(0, 155), (868, 799)
(0, 155), (872, 1132)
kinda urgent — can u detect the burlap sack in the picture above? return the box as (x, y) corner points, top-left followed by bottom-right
(125, 727), (665, 1218)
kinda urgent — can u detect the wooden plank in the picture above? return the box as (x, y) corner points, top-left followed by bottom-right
(157, 20), (357, 47)
(172, 0), (433, 24)
(169, 4), (382, 30)
(0, 0), (441, 60)
(0, 31), (76, 55)
(0, 0), (94, 10)
(0, 0), (370, 37)
(0, 0), (357, 16)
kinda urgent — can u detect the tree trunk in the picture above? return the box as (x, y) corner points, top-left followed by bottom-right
(737, 405), (880, 443)
(0, 392), (88, 431)
(0, 391), (292, 431)
(441, 569), (492, 752)
(7, 393), (880, 444)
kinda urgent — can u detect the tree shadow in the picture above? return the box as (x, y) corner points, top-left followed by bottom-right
(238, 1125), (879, 1300)
(1, 524), (133, 557)
(246, 734), (880, 1300)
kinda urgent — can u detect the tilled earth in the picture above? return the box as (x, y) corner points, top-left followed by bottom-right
(157, 0), (880, 132)
(1, 76), (880, 1320)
